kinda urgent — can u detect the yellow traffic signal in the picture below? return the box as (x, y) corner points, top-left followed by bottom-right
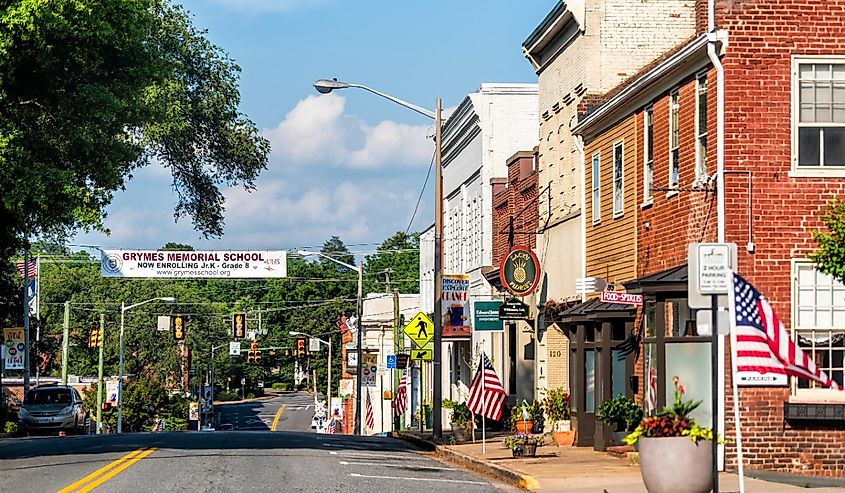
(233, 313), (246, 339)
(174, 315), (185, 340)
(88, 328), (102, 348)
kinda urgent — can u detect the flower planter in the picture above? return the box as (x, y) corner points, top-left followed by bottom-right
(512, 442), (537, 457)
(552, 430), (576, 446)
(638, 437), (712, 493)
(514, 419), (533, 434)
(450, 421), (473, 442)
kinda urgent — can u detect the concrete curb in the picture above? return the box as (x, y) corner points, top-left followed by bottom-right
(391, 432), (540, 490)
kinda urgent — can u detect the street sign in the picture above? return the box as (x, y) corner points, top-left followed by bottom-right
(229, 341), (241, 356)
(599, 291), (643, 305)
(411, 348), (433, 361)
(499, 298), (530, 320)
(240, 377), (246, 385)
(386, 354), (397, 369)
(157, 316), (170, 332)
(473, 300), (504, 332)
(246, 330), (256, 341)
(403, 312), (435, 348)
(396, 353), (410, 368)
(309, 338), (321, 352)
(688, 243), (737, 309)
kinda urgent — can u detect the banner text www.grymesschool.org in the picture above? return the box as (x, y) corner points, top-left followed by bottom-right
(156, 269), (233, 278)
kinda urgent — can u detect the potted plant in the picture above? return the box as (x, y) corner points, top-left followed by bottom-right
(597, 394), (642, 433)
(441, 398), (456, 425)
(623, 377), (716, 493)
(508, 400), (533, 433)
(503, 433), (547, 458)
(449, 402), (473, 442)
(542, 388), (574, 446)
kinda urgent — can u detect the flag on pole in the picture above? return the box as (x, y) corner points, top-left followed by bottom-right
(365, 388), (375, 430)
(467, 352), (507, 421)
(16, 260), (37, 279)
(327, 419), (337, 434)
(393, 372), (408, 416)
(730, 273), (841, 390)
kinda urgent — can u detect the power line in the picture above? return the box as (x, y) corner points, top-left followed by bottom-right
(406, 149), (435, 235)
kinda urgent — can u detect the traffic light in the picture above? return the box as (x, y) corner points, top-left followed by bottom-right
(296, 338), (306, 357)
(254, 350), (262, 365)
(232, 313), (246, 339)
(173, 315), (185, 340)
(247, 350), (255, 363)
(88, 328), (102, 348)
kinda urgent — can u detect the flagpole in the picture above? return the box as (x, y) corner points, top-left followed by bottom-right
(34, 254), (41, 387)
(727, 273), (746, 493)
(481, 352), (486, 455)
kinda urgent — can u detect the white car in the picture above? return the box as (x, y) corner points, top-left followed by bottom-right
(18, 386), (87, 435)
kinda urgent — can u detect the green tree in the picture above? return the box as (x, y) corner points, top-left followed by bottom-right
(0, 0), (269, 258)
(364, 231), (420, 294)
(810, 198), (845, 284)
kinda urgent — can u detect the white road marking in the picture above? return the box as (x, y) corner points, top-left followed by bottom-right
(349, 473), (486, 484)
(339, 460), (455, 471)
(331, 452), (427, 460)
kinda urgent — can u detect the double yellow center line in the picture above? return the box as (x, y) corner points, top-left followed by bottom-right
(57, 447), (156, 493)
(271, 404), (286, 432)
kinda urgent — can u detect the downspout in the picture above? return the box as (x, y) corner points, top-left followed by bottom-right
(571, 119), (587, 303)
(708, 2), (726, 243)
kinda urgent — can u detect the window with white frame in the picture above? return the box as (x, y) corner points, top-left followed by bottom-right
(696, 72), (708, 179)
(794, 59), (845, 167)
(644, 106), (654, 203)
(591, 152), (600, 224)
(613, 141), (624, 217)
(793, 261), (845, 392)
(669, 90), (680, 189)
(470, 195), (482, 268)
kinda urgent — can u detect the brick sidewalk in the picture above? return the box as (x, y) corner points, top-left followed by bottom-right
(395, 433), (845, 492)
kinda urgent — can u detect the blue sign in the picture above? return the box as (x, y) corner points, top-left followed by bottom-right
(386, 354), (397, 369)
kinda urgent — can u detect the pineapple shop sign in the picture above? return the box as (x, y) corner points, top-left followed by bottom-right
(499, 246), (541, 296)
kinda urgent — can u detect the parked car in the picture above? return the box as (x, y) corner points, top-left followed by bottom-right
(18, 386), (87, 434)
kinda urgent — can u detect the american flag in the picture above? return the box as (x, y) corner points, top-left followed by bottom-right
(645, 365), (657, 413)
(327, 419), (337, 434)
(731, 273), (841, 390)
(365, 388), (375, 430)
(467, 352), (507, 421)
(393, 372), (408, 416)
(16, 260), (37, 279)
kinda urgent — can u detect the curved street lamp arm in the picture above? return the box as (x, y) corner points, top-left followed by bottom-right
(347, 83), (436, 120)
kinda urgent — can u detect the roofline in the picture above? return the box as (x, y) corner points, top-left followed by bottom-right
(522, 1), (568, 50)
(572, 33), (727, 140)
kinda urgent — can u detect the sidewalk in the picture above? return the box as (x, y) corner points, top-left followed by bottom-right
(394, 433), (845, 492)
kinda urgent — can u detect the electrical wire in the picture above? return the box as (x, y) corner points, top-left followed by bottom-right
(406, 149), (435, 235)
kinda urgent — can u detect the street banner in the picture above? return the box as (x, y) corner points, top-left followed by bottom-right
(106, 379), (119, 405)
(189, 402), (199, 421)
(362, 353), (378, 387)
(3, 328), (24, 370)
(100, 250), (287, 278)
(442, 274), (471, 338)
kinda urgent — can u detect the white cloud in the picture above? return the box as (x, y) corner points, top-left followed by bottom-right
(264, 94), (433, 169)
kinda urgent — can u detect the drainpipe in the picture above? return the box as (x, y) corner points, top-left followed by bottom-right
(708, 3), (726, 243)
(571, 126), (587, 303)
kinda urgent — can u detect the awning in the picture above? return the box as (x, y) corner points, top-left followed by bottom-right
(555, 298), (637, 324)
(481, 266), (504, 291)
(623, 263), (688, 294)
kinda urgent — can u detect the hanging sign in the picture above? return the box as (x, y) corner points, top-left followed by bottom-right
(600, 291), (643, 305)
(101, 250), (287, 278)
(499, 298), (530, 320)
(474, 300), (505, 331)
(499, 246), (541, 296)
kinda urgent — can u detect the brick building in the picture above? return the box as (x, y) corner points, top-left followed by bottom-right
(572, 0), (845, 477)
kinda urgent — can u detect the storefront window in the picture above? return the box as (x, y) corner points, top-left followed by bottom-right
(665, 297), (696, 337)
(644, 300), (656, 338)
(665, 343), (712, 427)
(644, 343), (658, 414)
(585, 350), (596, 413)
(611, 349), (627, 397)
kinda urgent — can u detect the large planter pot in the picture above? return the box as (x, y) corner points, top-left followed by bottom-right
(638, 437), (712, 493)
(514, 419), (533, 434)
(512, 442), (537, 457)
(552, 430), (576, 446)
(450, 421), (473, 442)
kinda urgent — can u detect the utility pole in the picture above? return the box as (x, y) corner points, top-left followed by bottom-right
(433, 97), (443, 437)
(22, 250), (31, 394)
(96, 313), (105, 434)
(61, 301), (70, 386)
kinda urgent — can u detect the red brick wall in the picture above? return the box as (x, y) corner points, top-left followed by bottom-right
(635, 0), (845, 477)
(492, 151), (539, 265)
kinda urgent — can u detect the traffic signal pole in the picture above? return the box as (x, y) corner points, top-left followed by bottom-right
(96, 313), (105, 434)
(61, 301), (70, 386)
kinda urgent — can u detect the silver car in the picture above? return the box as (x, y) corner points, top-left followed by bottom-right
(18, 386), (87, 434)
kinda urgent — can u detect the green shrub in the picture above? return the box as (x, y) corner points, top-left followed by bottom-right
(271, 382), (289, 391)
(4, 421), (18, 435)
(441, 399), (457, 409)
(216, 391), (240, 402)
(450, 402), (472, 424)
(245, 393), (255, 400)
(597, 395), (643, 432)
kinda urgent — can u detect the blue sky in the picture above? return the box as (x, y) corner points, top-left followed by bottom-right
(71, 0), (551, 254)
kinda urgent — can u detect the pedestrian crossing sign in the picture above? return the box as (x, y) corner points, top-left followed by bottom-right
(403, 311), (434, 348)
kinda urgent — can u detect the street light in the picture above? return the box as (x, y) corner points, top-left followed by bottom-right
(117, 296), (175, 433)
(312, 79), (444, 437)
(299, 249), (364, 434)
(289, 331), (332, 422)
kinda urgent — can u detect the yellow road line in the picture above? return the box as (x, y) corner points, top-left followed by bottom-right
(74, 447), (156, 493)
(56, 447), (149, 493)
(271, 404), (286, 431)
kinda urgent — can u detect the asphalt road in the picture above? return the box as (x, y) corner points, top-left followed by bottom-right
(216, 392), (317, 432)
(0, 394), (512, 492)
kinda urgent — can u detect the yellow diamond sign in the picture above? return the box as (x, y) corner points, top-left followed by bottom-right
(403, 311), (434, 348)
